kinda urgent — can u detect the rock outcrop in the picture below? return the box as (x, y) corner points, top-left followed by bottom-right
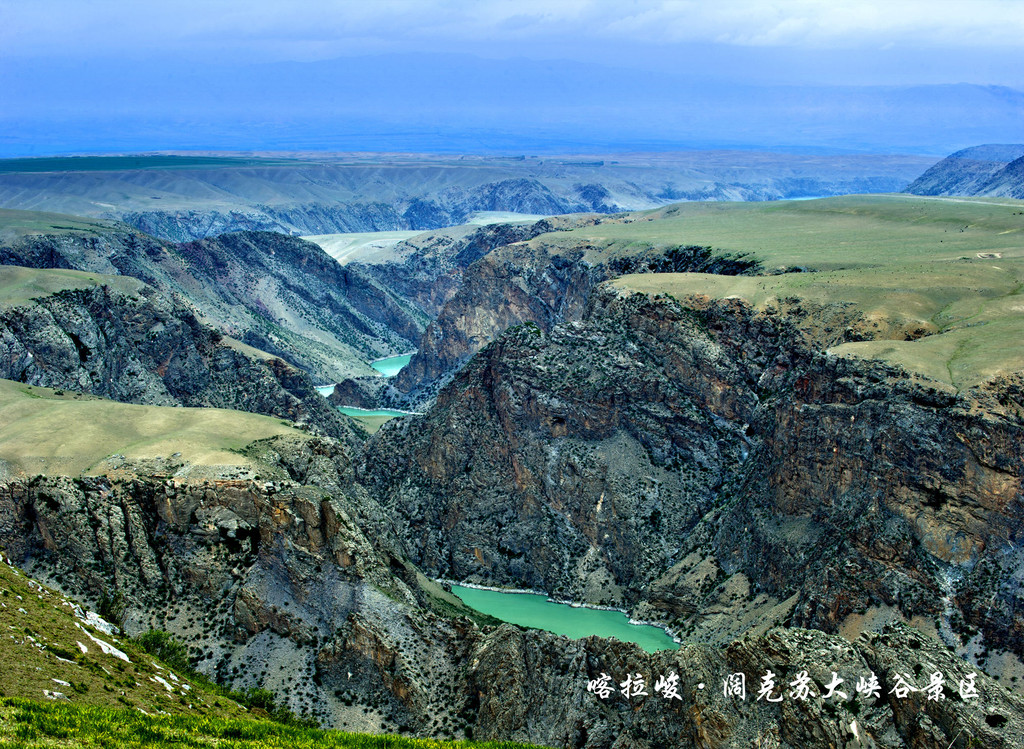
(0, 278), (354, 440)
(3, 454), (1022, 747)
(391, 236), (760, 407)
(904, 144), (1024, 198)
(361, 288), (1024, 682)
(1, 226), (423, 382)
(353, 217), (586, 320)
(392, 243), (604, 404)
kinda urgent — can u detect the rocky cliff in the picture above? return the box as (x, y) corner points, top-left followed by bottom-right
(361, 287), (1024, 686)
(391, 237), (759, 406)
(324, 216), (602, 409)
(352, 216), (589, 320)
(1, 224), (426, 382)
(391, 243), (603, 405)
(0, 275), (353, 440)
(3, 440), (1021, 748)
(904, 144), (1024, 197)
(118, 179), (599, 242)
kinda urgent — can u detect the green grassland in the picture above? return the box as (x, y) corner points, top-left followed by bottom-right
(0, 699), (545, 749)
(0, 155), (304, 174)
(0, 266), (146, 309)
(0, 560), (540, 749)
(552, 194), (1024, 389)
(543, 194), (1024, 271)
(0, 209), (122, 240)
(0, 555), (248, 720)
(0, 379), (306, 478)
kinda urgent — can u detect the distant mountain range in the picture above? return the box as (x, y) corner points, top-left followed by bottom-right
(905, 144), (1024, 198)
(0, 151), (934, 242)
(2, 53), (1023, 156)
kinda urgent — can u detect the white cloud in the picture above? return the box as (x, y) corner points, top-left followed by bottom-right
(601, 1), (1024, 48)
(1, 0), (1021, 60)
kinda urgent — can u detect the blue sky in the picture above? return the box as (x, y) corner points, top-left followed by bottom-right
(1, 1), (1022, 155)
(3, 0), (1021, 86)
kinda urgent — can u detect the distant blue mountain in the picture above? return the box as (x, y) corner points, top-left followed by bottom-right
(905, 143), (1024, 197)
(2, 53), (1022, 156)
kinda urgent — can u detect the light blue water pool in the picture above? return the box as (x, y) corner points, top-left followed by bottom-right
(451, 584), (678, 653)
(337, 406), (413, 419)
(371, 353), (412, 377)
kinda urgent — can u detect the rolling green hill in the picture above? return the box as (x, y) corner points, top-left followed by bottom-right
(0, 265), (145, 309)
(539, 193), (1024, 271)
(534, 194), (1024, 388)
(0, 378), (307, 479)
(0, 209), (120, 240)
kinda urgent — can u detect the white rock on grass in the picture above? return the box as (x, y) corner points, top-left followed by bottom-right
(151, 675), (175, 692)
(76, 624), (130, 662)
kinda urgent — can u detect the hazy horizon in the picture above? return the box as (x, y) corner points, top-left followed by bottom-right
(1, 1), (1021, 157)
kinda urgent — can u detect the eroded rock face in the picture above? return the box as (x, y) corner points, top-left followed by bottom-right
(3, 454), (1022, 748)
(361, 289), (1024, 675)
(468, 621), (1024, 749)
(390, 234), (762, 408)
(117, 179), (600, 242)
(904, 144), (1024, 198)
(0, 283), (354, 440)
(352, 218), (579, 321)
(1, 228), (422, 382)
(392, 243), (604, 402)
(0, 445), (426, 728)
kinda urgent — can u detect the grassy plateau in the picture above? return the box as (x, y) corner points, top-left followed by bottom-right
(0, 379), (306, 478)
(0, 266), (145, 309)
(532, 194), (1024, 389)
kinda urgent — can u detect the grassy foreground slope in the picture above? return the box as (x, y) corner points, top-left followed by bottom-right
(0, 558), (542, 749)
(535, 194), (1024, 389)
(0, 554), (246, 719)
(0, 700), (544, 749)
(0, 379), (306, 478)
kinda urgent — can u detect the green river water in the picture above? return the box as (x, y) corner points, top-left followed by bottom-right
(451, 585), (678, 653)
(371, 353), (412, 377)
(337, 406), (414, 419)
(316, 354), (418, 429)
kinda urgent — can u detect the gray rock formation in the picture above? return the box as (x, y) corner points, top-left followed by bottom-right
(904, 144), (1024, 197)
(3, 444), (1021, 747)
(361, 288), (1024, 681)
(1, 226), (423, 382)
(390, 236), (759, 406)
(0, 281), (354, 440)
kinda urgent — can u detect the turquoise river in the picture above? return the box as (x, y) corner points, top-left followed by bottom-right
(371, 353), (413, 377)
(451, 585), (678, 653)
